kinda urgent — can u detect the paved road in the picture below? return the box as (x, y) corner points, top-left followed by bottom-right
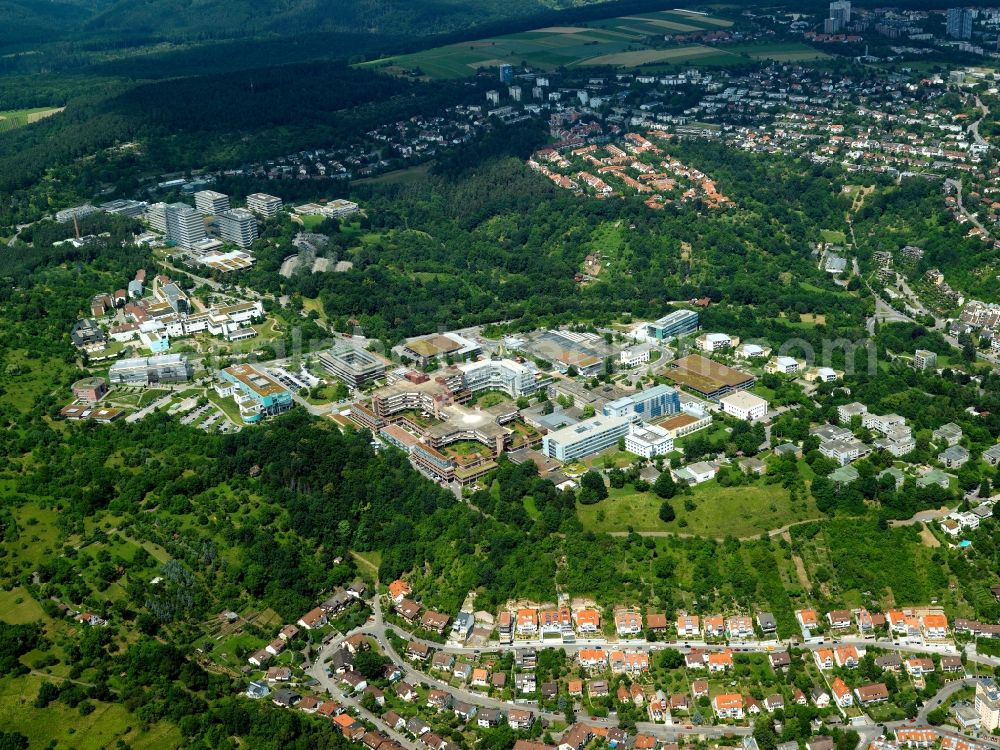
(969, 96), (990, 149)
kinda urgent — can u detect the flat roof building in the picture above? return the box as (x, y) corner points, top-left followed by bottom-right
(719, 391), (768, 421)
(603, 384), (680, 420)
(216, 208), (259, 248)
(319, 345), (388, 388)
(624, 422), (674, 459)
(646, 309), (699, 341)
(109, 354), (191, 385)
(147, 202), (207, 247)
(542, 414), (634, 462)
(668, 354), (755, 401)
(194, 190), (230, 216)
(246, 193), (283, 218)
(217, 364), (293, 424)
(459, 358), (540, 398)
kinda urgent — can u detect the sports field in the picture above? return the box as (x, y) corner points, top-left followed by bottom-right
(358, 9), (749, 79)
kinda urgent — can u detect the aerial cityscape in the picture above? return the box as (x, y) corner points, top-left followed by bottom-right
(4, 0), (1000, 749)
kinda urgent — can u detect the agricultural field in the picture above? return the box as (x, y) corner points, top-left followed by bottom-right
(358, 9), (743, 79)
(0, 106), (63, 133)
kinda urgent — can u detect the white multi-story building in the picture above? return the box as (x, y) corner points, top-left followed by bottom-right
(695, 332), (734, 352)
(147, 202), (207, 247)
(542, 415), (634, 462)
(837, 402), (867, 424)
(216, 208), (259, 248)
(765, 356), (799, 375)
(246, 193), (283, 218)
(194, 190), (230, 215)
(459, 358), (539, 398)
(719, 391), (768, 421)
(862, 412), (906, 435)
(620, 345), (652, 368)
(624, 422), (674, 459)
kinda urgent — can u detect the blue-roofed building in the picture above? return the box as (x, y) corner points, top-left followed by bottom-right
(603, 384), (680, 420)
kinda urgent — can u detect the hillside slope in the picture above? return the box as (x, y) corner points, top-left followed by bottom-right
(81, 0), (603, 40)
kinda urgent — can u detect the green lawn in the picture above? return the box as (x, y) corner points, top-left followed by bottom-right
(0, 588), (49, 625)
(356, 9), (735, 78)
(578, 480), (818, 538)
(0, 674), (181, 749)
(820, 229), (847, 244)
(0, 106), (63, 133)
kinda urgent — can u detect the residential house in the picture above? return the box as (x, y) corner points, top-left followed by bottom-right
(431, 652), (455, 672)
(589, 680), (610, 698)
(388, 580), (412, 604)
(831, 678), (853, 708)
(727, 616), (754, 639)
(477, 709), (502, 729)
(616, 610), (642, 636)
(453, 701), (477, 722)
(575, 608), (601, 633)
(579, 648), (608, 669)
(708, 650), (734, 672)
(406, 717), (430, 736)
(265, 638), (286, 657)
(875, 654), (902, 671)
(906, 657), (935, 676)
(508, 708), (535, 730)
(676, 613), (700, 637)
(422, 610), (449, 634)
(703, 615), (725, 638)
(516, 608), (538, 634)
(855, 609), (874, 633)
(272, 688), (301, 708)
(757, 612), (777, 635)
(712, 694), (745, 720)
(266, 666), (291, 682)
(671, 693), (689, 712)
(648, 690), (668, 722)
(297, 695), (319, 713)
(383, 710), (405, 731)
(855, 683), (889, 706)
(834, 646), (859, 669)
(396, 598), (422, 623)
(941, 656), (964, 673)
(515, 673), (536, 694)
(559, 725), (592, 750)
(812, 686), (830, 708)
(827, 610), (852, 629)
(765, 694), (785, 712)
(814, 649), (834, 670)
(939, 445), (969, 468)
(691, 680), (709, 698)
(922, 613), (949, 639)
(471, 668), (490, 687)
(646, 613), (668, 632)
(395, 681), (416, 702)
(796, 609), (818, 631)
(297, 607), (327, 630)
(770, 651), (791, 670)
(279, 624), (299, 641)
(248, 649), (271, 667)
(406, 640), (430, 661)
(427, 689), (451, 711)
